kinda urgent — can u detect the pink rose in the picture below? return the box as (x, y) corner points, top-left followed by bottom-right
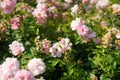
(2, 58), (19, 77)
(37, 0), (46, 3)
(41, 39), (51, 54)
(9, 41), (25, 56)
(82, 0), (88, 3)
(37, 16), (47, 25)
(96, 0), (109, 9)
(71, 18), (84, 31)
(71, 4), (79, 14)
(49, 43), (62, 57)
(1, 0), (16, 14)
(10, 17), (20, 30)
(32, 3), (48, 25)
(28, 58), (46, 76)
(76, 25), (89, 36)
(59, 38), (72, 52)
(14, 69), (35, 80)
(90, 0), (98, 5)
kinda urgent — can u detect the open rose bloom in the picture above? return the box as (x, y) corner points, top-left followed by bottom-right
(14, 69), (35, 80)
(9, 41), (25, 56)
(0, 58), (19, 79)
(28, 58), (46, 76)
(0, 0), (16, 14)
(10, 17), (21, 30)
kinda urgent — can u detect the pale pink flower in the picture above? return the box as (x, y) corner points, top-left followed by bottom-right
(65, 0), (73, 4)
(37, 0), (46, 3)
(0, 3), (2, 10)
(37, 16), (47, 25)
(96, 0), (109, 9)
(0, 65), (2, 75)
(33, 3), (48, 18)
(9, 41), (25, 56)
(71, 18), (84, 31)
(14, 69), (35, 80)
(41, 39), (51, 54)
(0, 65), (4, 79)
(59, 38), (72, 52)
(49, 43), (62, 57)
(71, 4), (79, 14)
(0, 65), (10, 80)
(90, 0), (98, 5)
(48, 6), (56, 12)
(1, 27), (7, 32)
(82, 0), (88, 3)
(63, 3), (71, 9)
(28, 58), (46, 76)
(36, 3), (48, 12)
(116, 33), (120, 39)
(76, 25), (89, 36)
(1, 0), (16, 14)
(32, 3), (48, 25)
(10, 17), (20, 30)
(111, 4), (120, 11)
(2, 58), (19, 77)
(81, 31), (96, 43)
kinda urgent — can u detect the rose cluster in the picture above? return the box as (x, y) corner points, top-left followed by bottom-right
(71, 18), (96, 43)
(50, 38), (72, 57)
(0, 58), (46, 80)
(0, 0), (16, 14)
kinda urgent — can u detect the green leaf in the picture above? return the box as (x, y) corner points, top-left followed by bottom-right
(52, 60), (59, 67)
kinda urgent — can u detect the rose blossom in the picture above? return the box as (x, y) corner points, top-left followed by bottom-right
(41, 39), (51, 54)
(14, 69), (35, 80)
(32, 3), (48, 25)
(0, 65), (11, 80)
(111, 4), (120, 14)
(0, 65), (4, 80)
(116, 33), (120, 39)
(2, 58), (19, 77)
(37, 0), (46, 3)
(71, 18), (84, 31)
(71, 4), (79, 14)
(0, 0), (16, 14)
(9, 41), (25, 56)
(33, 3), (48, 18)
(49, 43), (62, 57)
(90, 0), (98, 5)
(59, 38), (72, 52)
(76, 25), (89, 36)
(10, 17), (20, 30)
(82, 0), (88, 3)
(111, 4), (120, 11)
(96, 0), (109, 9)
(27, 58), (46, 76)
(0, 3), (2, 10)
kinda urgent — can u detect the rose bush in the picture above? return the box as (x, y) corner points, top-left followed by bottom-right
(0, 0), (120, 80)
